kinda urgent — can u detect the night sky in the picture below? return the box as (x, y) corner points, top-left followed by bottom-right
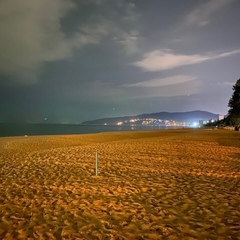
(1, 0), (240, 123)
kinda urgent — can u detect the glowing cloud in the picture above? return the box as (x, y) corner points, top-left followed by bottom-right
(133, 49), (240, 72)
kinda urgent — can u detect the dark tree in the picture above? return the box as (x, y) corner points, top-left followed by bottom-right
(227, 79), (240, 125)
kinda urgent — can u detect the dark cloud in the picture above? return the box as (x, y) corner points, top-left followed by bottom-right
(0, 0), (139, 84)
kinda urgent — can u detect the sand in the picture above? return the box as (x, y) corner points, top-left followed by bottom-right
(0, 129), (240, 239)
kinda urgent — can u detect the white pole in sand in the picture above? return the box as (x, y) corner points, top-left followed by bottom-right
(96, 151), (98, 176)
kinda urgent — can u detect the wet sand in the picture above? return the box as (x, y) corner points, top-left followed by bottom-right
(0, 129), (240, 239)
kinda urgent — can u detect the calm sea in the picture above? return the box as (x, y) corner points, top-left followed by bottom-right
(0, 123), (182, 137)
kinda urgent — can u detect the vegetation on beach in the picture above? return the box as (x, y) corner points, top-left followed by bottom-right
(205, 78), (240, 128)
(226, 78), (240, 125)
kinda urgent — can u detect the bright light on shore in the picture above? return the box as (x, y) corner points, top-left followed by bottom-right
(193, 122), (199, 127)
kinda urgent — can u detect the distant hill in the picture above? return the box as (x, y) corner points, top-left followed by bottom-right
(81, 111), (219, 125)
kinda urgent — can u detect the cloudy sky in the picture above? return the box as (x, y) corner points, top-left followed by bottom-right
(1, 0), (240, 123)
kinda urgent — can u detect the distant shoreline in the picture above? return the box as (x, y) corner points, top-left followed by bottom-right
(0, 122), (186, 137)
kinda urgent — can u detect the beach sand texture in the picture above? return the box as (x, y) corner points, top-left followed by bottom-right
(0, 129), (240, 239)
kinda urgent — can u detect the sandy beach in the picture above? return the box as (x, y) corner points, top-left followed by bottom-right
(0, 129), (239, 239)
